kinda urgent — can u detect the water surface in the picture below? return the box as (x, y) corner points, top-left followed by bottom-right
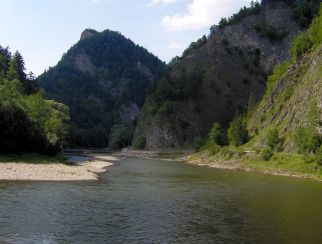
(1, 157), (322, 243)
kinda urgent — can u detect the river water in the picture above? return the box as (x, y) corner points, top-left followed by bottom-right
(1, 157), (322, 243)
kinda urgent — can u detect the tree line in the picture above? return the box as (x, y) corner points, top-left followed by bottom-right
(0, 46), (69, 155)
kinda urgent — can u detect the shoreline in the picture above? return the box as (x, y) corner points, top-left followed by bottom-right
(186, 155), (322, 182)
(116, 149), (322, 182)
(0, 154), (118, 181)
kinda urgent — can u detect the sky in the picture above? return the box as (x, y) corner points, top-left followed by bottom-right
(0, 0), (251, 76)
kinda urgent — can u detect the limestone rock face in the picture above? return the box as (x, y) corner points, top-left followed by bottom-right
(73, 51), (96, 74)
(80, 29), (98, 40)
(134, 2), (304, 149)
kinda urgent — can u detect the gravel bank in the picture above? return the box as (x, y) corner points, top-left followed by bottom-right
(0, 155), (117, 181)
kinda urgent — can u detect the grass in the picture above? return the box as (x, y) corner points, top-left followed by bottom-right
(244, 153), (322, 179)
(0, 153), (68, 164)
(188, 147), (322, 181)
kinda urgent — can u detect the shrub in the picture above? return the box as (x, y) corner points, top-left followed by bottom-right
(133, 136), (146, 149)
(208, 123), (227, 146)
(294, 100), (321, 154)
(291, 32), (313, 59)
(227, 116), (249, 146)
(267, 128), (284, 152)
(109, 126), (134, 149)
(315, 145), (322, 165)
(261, 147), (273, 161)
(193, 137), (204, 151)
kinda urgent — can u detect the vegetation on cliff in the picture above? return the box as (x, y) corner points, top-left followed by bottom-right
(135, 0), (318, 149)
(190, 4), (322, 179)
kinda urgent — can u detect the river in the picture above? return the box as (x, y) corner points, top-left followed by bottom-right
(1, 157), (322, 243)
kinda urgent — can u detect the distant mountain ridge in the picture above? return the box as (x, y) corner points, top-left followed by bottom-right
(39, 29), (165, 148)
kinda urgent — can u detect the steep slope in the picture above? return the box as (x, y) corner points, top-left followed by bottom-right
(134, 1), (308, 149)
(248, 37), (322, 152)
(39, 29), (165, 148)
(188, 6), (321, 180)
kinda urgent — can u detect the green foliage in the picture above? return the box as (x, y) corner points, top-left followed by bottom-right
(291, 5), (322, 59)
(308, 3), (322, 48)
(267, 128), (284, 151)
(294, 100), (321, 154)
(315, 145), (322, 165)
(133, 136), (146, 149)
(265, 61), (291, 98)
(208, 123), (227, 147)
(227, 116), (249, 146)
(109, 126), (134, 149)
(261, 147), (274, 161)
(291, 32), (313, 59)
(0, 45), (70, 155)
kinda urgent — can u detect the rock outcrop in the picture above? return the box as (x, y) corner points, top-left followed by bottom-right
(134, 1), (304, 149)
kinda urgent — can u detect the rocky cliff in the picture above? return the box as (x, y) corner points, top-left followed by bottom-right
(134, 1), (305, 149)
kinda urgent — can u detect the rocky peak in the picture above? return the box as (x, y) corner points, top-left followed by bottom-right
(80, 29), (98, 40)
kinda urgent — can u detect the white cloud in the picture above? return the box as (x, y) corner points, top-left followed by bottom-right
(148, 0), (177, 7)
(169, 42), (185, 49)
(162, 0), (249, 31)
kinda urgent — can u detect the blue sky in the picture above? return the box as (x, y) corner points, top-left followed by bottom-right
(0, 0), (250, 75)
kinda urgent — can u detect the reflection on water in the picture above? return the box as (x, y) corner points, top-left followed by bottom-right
(0, 157), (322, 243)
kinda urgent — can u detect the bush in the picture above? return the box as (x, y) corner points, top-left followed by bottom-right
(133, 137), (146, 149)
(109, 126), (134, 150)
(227, 116), (249, 146)
(294, 100), (321, 154)
(315, 145), (322, 165)
(267, 128), (284, 152)
(208, 123), (227, 146)
(261, 147), (273, 161)
(291, 32), (313, 59)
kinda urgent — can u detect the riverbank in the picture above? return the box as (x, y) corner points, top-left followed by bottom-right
(113, 149), (322, 181)
(186, 150), (322, 181)
(0, 154), (117, 181)
(114, 148), (192, 161)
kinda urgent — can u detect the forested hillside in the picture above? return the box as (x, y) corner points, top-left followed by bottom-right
(0, 46), (69, 155)
(39, 29), (165, 148)
(134, 0), (320, 149)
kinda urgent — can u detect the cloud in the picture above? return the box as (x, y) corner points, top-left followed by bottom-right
(162, 0), (249, 31)
(148, 0), (177, 7)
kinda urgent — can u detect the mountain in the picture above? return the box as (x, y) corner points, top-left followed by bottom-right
(133, 0), (320, 149)
(38, 29), (165, 148)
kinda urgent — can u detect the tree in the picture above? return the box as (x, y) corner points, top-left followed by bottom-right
(12, 51), (26, 81)
(208, 123), (226, 146)
(267, 128), (284, 152)
(227, 116), (249, 146)
(6, 58), (20, 81)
